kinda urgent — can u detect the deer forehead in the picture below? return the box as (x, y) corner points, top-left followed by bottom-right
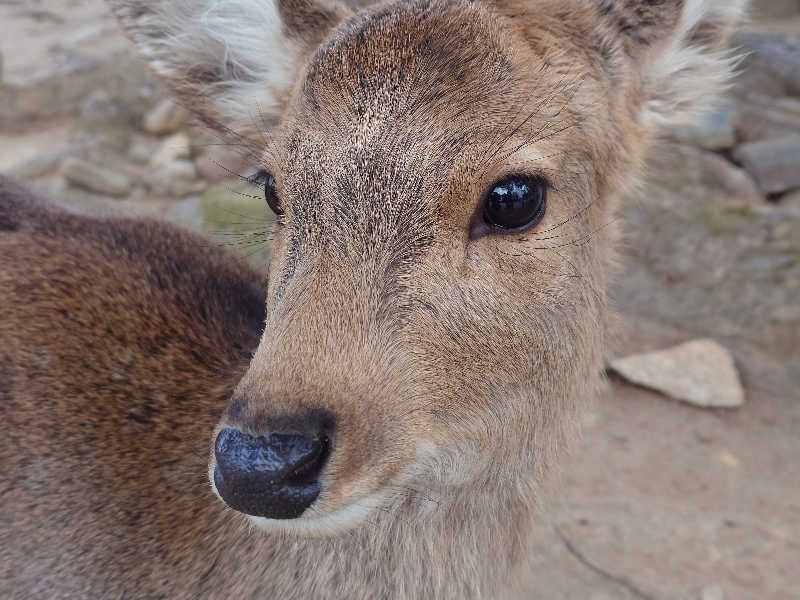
(267, 3), (598, 230)
(290, 1), (592, 137)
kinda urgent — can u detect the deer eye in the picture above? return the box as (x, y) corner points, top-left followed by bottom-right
(253, 170), (282, 216)
(483, 175), (547, 232)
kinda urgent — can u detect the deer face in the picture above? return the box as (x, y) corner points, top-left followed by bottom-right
(111, 0), (746, 533)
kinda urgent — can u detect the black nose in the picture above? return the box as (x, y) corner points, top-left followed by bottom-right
(213, 428), (330, 519)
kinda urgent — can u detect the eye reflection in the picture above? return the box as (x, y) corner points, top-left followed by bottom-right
(483, 175), (546, 231)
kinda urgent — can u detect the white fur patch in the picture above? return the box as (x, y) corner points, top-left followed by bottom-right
(642, 0), (749, 129)
(209, 462), (411, 536)
(112, 0), (303, 127)
(246, 487), (394, 536)
(208, 440), (457, 537)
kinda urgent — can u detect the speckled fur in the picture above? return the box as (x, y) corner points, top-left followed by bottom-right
(1, 0), (746, 597)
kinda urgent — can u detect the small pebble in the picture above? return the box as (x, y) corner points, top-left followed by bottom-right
(62, 157), (130, 197)
(143, 99), (188, 136)
(701, 583), (725, 600)
(150, 132), (191, 167)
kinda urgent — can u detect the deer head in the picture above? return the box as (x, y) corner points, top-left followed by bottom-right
(109, 0), (747, 534)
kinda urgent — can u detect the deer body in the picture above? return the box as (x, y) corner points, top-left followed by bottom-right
(0, 179), (528, 599)
(0, 0), (746, 597)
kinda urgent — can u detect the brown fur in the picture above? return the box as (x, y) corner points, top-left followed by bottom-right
(0, 0), (747, 597)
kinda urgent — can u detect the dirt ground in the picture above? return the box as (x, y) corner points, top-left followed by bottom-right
(1, 1), (798, 599)
(525, 325), (799, 599)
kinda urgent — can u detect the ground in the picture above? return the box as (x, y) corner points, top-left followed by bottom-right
(0, 1), (798, 599)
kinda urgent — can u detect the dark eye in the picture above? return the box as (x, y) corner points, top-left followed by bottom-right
(253, 170), (282, 215)
(483, 175), (547, 231)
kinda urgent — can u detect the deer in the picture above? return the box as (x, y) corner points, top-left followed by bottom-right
(0, 0), (747, 597)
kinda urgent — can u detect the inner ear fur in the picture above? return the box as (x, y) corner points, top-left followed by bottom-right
(596, 0), (749, 128)
(107, 0), (350, 137)
(488, 0), (748, 129)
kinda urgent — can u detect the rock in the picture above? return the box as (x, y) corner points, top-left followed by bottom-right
(701, 583), (725, 600)
(733, 32), (800, 98)
(670, 105), (737, 151)
(128, 185), (148, 202)
(693, 151), (764, 205)
(770, 305), (800, 323)
(0, 52), (153, 133)
(27, 177), (68, 200)
(128, 139), (155, 165)
(79, 90), (120, 122)
(751, 0), (800, 18)
(143, 99), (188, 136)
(62, 157), (130, 197)
(733, 134), (800, 195)
(779, 189), (800, 215)
(615, 185), (800, 399)
(71, 89), (131, 155)
(150, 132), (192, 167)
(608, 339), (745, 408)
(617, 155), (800, 402)
(4, 150), (68, 179)
(734, 94), (800, 143)
(150, 159), (204, 197)
(648, 143), (764, 205)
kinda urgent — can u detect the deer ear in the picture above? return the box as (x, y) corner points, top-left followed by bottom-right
(609, 0), (749, 129)
(108, 0), (350, 135)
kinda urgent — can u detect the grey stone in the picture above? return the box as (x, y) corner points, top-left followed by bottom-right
(779, 189), (800, 215)
(128, 186), (148, 202)
(750, 0), (800, 19)
(733, 134), (800, 195)
(150, 132), (192, 167)
(69, 129), (131, 159)
(611, 172), (800, 399)
(694, 151), (764, 205)
(27, 177), (68, 200)
(670, 105), (737, 151)
(62, 157), (130, 197)
(79, 90), (120, 122)
(701, 583), (725, 600)
(4, 150), (68, 179)
(127, 139), (155, 165)
(0, 52), (154, 133)
(71, 90), (133, 155)
(733, 32), (800, 98)
(648, 143), (764, 205)
(150, 159), (203, 197)
(734, 94), (800, 143)
(609, 339), (745, 408)
(771, 305), (800, 323)
(143, 99), (188, 136)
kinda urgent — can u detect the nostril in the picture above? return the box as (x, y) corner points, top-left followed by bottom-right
(213, 428), (330, 519)
(284, 435), (330, 483)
